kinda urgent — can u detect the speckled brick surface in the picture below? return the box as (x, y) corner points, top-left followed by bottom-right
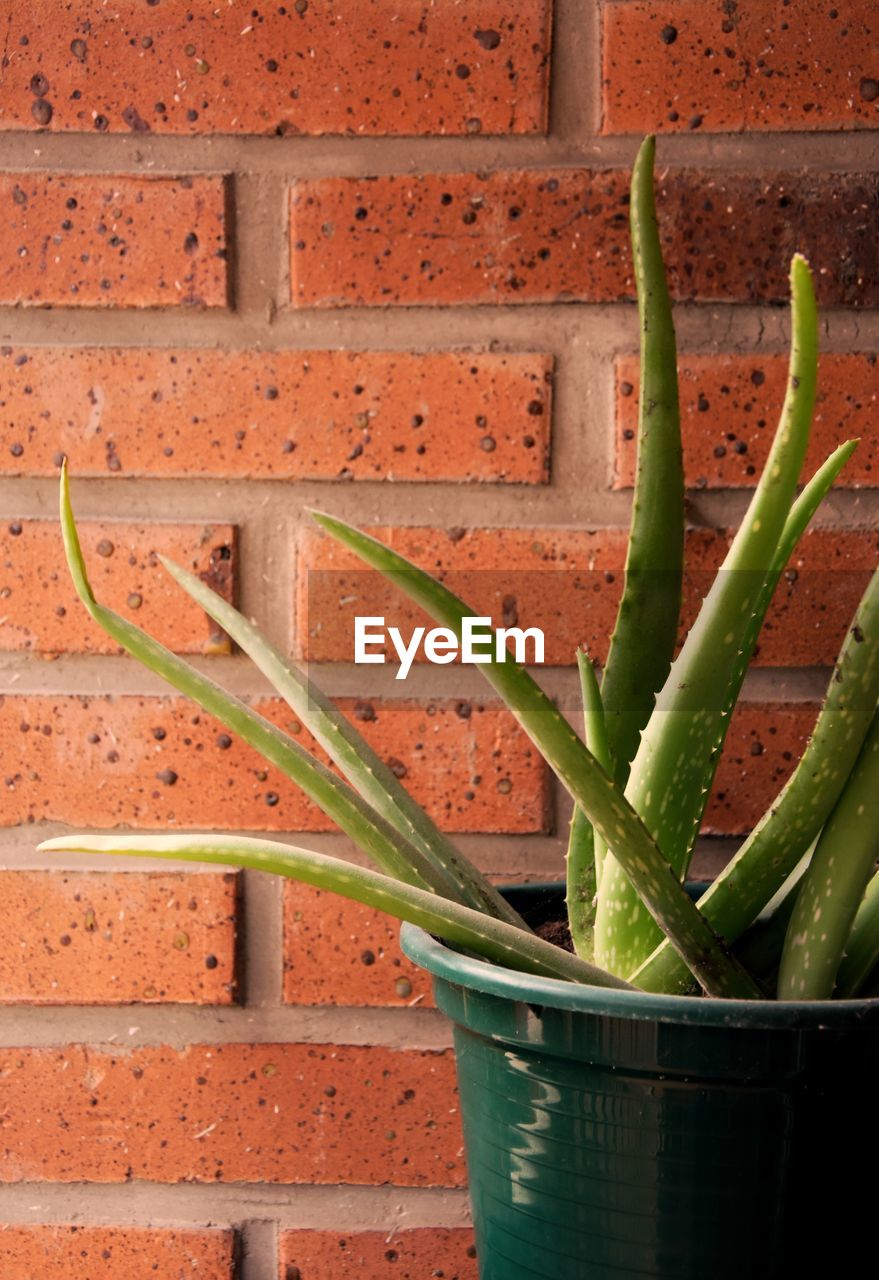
(0, 695), (549, 833)
(0, 347), (552, 483)
(0, 1043), (463, 1185)
(602, 1), (879, 134)
(290, 168), (879, 308)
(706, 703), (818, 836)
(0, 0), (551, 136)
(283, 884), (435, 1008)
(0, 519), (236, 654)
(0, 1226), (235, 1278)
(0, 174), (228, 308)
(0, 692), (816, 838)
(279, 1228), (478, 1280)
(0, 871), (238, 1005)
(299, 525), (875, 667)
(615, 352), (879, 489)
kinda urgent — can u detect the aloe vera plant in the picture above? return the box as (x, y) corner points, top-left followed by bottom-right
(41, 137), (879, 1004)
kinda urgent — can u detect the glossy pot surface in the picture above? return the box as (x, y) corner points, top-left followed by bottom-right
(402, 885), (879, 1280)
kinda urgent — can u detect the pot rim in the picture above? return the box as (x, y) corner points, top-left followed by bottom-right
(401, 882), (879, 1031)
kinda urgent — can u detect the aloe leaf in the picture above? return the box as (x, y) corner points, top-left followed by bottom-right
(37, 833), (632, 990)
(688, 438), (858, 817)
(835, 871), (879, 998)
(565, 809), (596, 962)
(600, 135), (683, 784)
(566, 652), (611, 959)
(58, 463), (462, 901)
(669, 440), (857, 895)
(311, 510), (761, 998)
(158, 554), (529, 933)
(634, 561), (879, 995)
(581, 136), (683, 961)
(778, 708), (879, 1000)
(732, 852), (810, 988)
(578, 652), (612, 777)
(597, 256), (820, 976)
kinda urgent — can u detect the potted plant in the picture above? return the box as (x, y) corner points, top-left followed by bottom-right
(42, 139), (879, 1279)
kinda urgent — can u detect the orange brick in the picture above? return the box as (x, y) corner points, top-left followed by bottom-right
(0, 174), (227, 308)
(0, 1226), (234, 1279)
(615, 352), (879, 489)
(0, 347), (552, 484)
(0, 871), (238, 1005)
(284, 884), (434, 1009)
(602, 1), (879, 134)
(0, 1043), (462, 1186)
(2, 692), (832, 838)
(706, 702), (818, 835)
(298, 525), (874, 669)
(289, 168), (879, 308)
(0, 695), (548, 834)
(0, 520), (237, 655)
(746, 530), (876, 666)
(0, 1), (551, 137)
(279, 1229), (478, 1280)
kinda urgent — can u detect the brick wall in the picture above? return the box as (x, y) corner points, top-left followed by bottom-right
(0, 2), (876, 1276)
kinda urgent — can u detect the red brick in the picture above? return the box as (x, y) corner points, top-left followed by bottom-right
(0, 174), (227, 308)
(706, 702), (818, 836)
(0, 520), (237, 655)
(0, 695), (548, 833)
(615, 353), (879, 489)
(0, 871), (237, 1005)
(602, 1), (879, 135)
(298, 525), (874, 668)
(0, 1), (551, 137)
(289, 168), (879, 308)
(0, 1226), (234, 1279)
(279, 1229), (477, 1280)
(0, 693), (838, 839)
(0, 347), (552, 484)
(0, 1044), (462, 1186)
(284, 884), (434, 1009)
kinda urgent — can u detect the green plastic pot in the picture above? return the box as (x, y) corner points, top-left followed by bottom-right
(401, 884), (879, 1280)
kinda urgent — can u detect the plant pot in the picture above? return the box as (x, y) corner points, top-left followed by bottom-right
(401, 884), (879, 1280)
